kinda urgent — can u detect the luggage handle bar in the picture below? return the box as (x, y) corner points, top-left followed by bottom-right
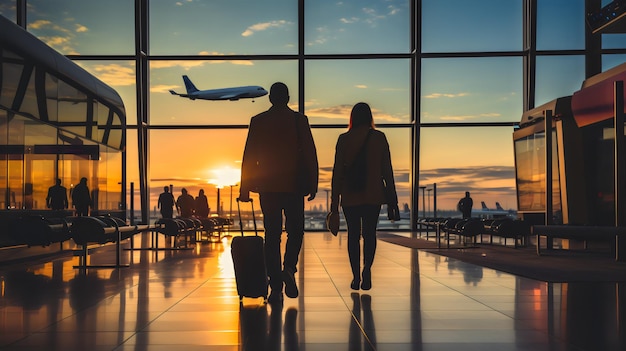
(236, 198), (258, 236)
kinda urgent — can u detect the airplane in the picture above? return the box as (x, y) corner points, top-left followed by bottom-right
(472, 201), (515, 218)
(169, 75), (268, 101)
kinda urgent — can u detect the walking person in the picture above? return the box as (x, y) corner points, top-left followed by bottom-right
(72, 177), (91, 216)
(46, 178), (68, 211)
(239, 82), (319, 304)
(194, 189), (210, 218)
(158, 186), (175, 219)
(176, 188), (195, 218)
(330, 102), (400, 290)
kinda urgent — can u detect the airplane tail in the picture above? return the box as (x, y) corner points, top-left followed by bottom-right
(496, 202), (504, 211)
(481, 201), (488, 210)
(182, 75), (199, 94)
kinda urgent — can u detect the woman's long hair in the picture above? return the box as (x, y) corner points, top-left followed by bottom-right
(348, 102), (376, 130)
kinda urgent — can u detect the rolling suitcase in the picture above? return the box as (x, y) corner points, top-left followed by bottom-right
(231, 198), (268, 301)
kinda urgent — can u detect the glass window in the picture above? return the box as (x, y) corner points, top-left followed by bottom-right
(27, 0), (134, 55)
(305, 0), (410, 54)
(149, 60), (297, 125)
(419, 126), (517, 217)
(421, 57), (523, 123)
(149, 126), (411, 228)
(76, 61), (136, 125)
(603, 54), (626, 71)
(1, 60), (24, 113)
(602, 34), (626, 49)
(149, 129), (248, 222)
(150, 0), (297, 55)
(535, 55), (585, 106)
(305, 59), (411, 124)
(125, 129), (140, 221)
(536, 0), (585, 50)
(421, 0), (522, 53)
(0, 1), (16, 23)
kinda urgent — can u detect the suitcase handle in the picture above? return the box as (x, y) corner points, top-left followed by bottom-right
(236, 198), (258, 236)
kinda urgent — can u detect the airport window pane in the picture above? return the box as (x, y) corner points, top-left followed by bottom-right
(149, 127), (412, 228)
(150, 0), (297, 55)
(421, 0), (522, 53)
(603, 54), (626, 70)
(27, 0), (134, 55)
(419, 126), (517, 217)
(535, 55), (585, 106)
(1, 60), (23, 113)
(305, 0), (411, 54)
(96, 145), (122, 212)
(602, 33), (626, 49)
(0, 2), (16, 23)
(536, 0), (585, 50)
(149, 129), (249, 222)
(305, 59), (411, 124)
(125, 129), (141, 221)
(76, 61), (136, 126)
(149, 60), (297, 125)
(421, 57), (522, 123)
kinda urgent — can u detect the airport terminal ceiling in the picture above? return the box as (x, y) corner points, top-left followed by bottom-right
(1, 0), (626, 228)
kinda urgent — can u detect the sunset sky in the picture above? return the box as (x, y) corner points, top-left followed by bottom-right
(4, 0), (624, 214)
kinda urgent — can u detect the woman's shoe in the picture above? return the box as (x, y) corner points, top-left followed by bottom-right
(361, 269), (372, 290)
(350, 279), (360, 290)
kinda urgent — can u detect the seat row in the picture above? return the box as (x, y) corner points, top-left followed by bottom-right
(417, 217), (531, 248)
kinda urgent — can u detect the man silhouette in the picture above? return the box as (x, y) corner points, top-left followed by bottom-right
(457, 191), (473, 219)
(239, 82), (319, 304)
(72, 177), (91, 216)
(46, 178), (68, 210)
(158, 186), (175, 219)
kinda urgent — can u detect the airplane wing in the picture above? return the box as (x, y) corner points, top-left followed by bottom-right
(169, 90), (190, 98)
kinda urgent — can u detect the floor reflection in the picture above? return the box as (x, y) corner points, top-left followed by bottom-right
(350, 293), (376, 351)
(1, 233), (626, 350)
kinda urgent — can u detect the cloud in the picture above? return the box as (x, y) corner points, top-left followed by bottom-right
(75, 24), (88, 33)
(151, 84), (180, 93)
(439, 112), (502, 121)
(241, 20), (291, 37)
(419, 166), (516, 194)
(77, 63), (135, 87)
(306, 104), (404, 122)
(150, 54), (254, 70)
(355, 84), (368, 89)
(423, 92), (469, 99)
(29, 19), (52, 29)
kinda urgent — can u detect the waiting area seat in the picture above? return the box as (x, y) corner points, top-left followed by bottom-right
(7, 215), (72, 247)
(70, 215), (157, 268)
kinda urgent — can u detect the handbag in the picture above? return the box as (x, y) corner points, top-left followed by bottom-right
(326, 211), (339, 236)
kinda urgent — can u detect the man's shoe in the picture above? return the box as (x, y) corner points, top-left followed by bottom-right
(268, 290), (283, 305)
(282, 269), (299, 298)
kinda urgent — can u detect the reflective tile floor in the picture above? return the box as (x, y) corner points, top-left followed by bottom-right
(1, 231), (625, 351)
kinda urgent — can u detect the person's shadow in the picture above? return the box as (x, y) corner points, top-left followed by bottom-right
(239, 303), (300, 351)
(349, 293), (377, 350)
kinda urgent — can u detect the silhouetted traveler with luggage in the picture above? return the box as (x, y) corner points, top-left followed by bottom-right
(239, 82), (319, 304)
